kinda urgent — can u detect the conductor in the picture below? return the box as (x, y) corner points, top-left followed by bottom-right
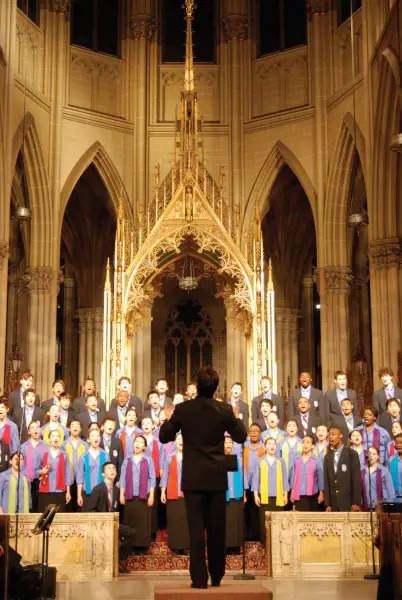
(159, 367), (247, 589)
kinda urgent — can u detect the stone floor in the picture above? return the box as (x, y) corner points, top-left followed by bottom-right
(57, 574), (378, 600)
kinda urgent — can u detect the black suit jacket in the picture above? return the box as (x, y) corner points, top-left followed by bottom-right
(328, 413), (363, 442)
(323, 446), (362, 511)
(288, 387), (326, 423)
(73, 395), (107, 414)
(378, 413), (401, 436)
(9, 388), (40, 416)
(373, 387), (402, 416)
(225, 398), (249, 424)
(0, 442), (10, 473)
(100, 436), (124, 476)
(159, 395), (247, 491)
(87, 481), (119, 512)
(77, 408), (106, 438)
(12, 406), (44, 443)
(251, 393), (284, 427)
(295, 412), (322, 439)
(109, 394), (143, 419)
(324, 389), (358, 420)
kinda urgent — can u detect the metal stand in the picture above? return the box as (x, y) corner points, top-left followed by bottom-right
(233, 444), (255, 581)
(32, 505), (59, 599)
(363, 434), (379, 581)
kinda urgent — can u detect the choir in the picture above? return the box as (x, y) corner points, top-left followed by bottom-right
(0, 366), (401, 567)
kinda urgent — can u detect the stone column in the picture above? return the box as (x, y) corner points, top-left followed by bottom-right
(129, 9), (155, 217)
(225, 298), (246, 392)
(93, 308), (103, 392)
(132, 302), (152, 402)
(299, 276), (315, 377)
(0, 1), (17, 390)
(24, 267), (55, 400)
(275, 308), (300, 393)
(320, 266), (353, 388)
(62, 277), (77, 394)
(222, 8), (247, 217)
(76, 309), (87, 387)
(213, 329), (227, 396)
(369, 238), (401, 381)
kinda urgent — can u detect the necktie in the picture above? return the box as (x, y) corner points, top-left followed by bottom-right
(386, 389), (392, 399)
(108, 487), (112, 511)
(334, 449), (340, 472)
(119, 408), (126, 428)
(302, 414), (308, 430)
(105, 439), (111, 455)
(346, 415), (353, 432)
(90, 412), (97, 423)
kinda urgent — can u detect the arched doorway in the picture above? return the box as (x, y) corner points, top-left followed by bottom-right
(262, 165), (318, 394)
(60, 163), (116, 394)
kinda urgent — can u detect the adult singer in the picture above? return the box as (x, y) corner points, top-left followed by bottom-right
(159, 367), (247, 589)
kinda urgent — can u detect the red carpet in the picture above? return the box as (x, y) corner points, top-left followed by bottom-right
(124, 531), (266, 573)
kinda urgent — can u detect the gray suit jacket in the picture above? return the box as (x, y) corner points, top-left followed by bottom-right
(251, 393), (284, 428)
(324, 389), (358, 421)
(373, 387), (402, 416)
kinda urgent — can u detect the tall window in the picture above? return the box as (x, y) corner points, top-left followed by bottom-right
(259, 0), (306, 57)
(161, 0), (216, 63)
(339, 0), (362, 25)
(71, 0), (120, 57)
(17, 0), (39, 24)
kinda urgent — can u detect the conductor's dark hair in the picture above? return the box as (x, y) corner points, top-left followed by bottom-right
(197, 367), (219, 397)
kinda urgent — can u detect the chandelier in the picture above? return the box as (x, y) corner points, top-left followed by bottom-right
(179, 257), (198, 292)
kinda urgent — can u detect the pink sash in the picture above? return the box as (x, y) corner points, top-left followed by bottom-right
(292, 456), (316, 500)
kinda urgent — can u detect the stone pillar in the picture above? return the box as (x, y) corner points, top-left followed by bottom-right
(225, 299), (246, 393)
(24, 267), (55, 400)
(213, 329), (227, 396)
(275, 308), (300, 393)
(75, 307), (103, 387)
(93, 308), (103, 392)
(320, 267), (353, 388)
(222, 5), (247, 216)
(299, 276), (315, 378)
(76, 309), (87, 387)
(132, 302), (152, 402)
(129, 8), (155, 216)
(369, 238), (402, 381)
(62, 277), (77, 394)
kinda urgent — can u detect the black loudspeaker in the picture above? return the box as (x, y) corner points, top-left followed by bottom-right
(24, 564), (57, 599)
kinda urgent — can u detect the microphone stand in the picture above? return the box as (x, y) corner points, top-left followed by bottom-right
(233, 443), (255, 581)
(14, 401), (26, 553)
(363, 424), (379, 581)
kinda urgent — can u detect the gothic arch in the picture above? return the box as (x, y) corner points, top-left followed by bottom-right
(324, 114), (366, 266)
(371, 54), (401, 240)
(242, 141), (317, 236)
(59, 141), (133, 232)
(11, 112), (52, 266)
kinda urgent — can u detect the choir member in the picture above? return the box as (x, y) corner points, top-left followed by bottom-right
(290, 434), (324, 511)
(348, 429), (365, 468)
(361, 446), (395, 509)
(224, 435), (244, 553)
(323, 427), (361, 512)
(0, 397), (19, 454)
(313, 424), (329, 460)
(40, 405), (69, 444)
(294, 397), (321, 438)
(373, 367), (402, 416)
(41, 379), (65, 411)
(389, 433), (402, 502)
(387, 421), (402, 463)
(279, 419), (303, 480)
(88, 462), (135, 573)
(76, 429), (109, 510)
(12, 388), (43, 443)
(244, 423), (264, 541)
(37, 429), (72, 511)
(379, 398), (401, 437)
(324, 371), (358, 418)
(260, 412), (285, 446)
(62, 419), (87, 511)
(0, 453), (31, 514)
(252, 437), (289, 543)
(185, 383), (197, 400)
(116, 408), (142, 457)
(251, 376), (284, 427)
(58, 393), (75, 428)
(256, 399), (273, 432)
(119, 435), (156, 553)
(227, 382), (249, 423)
(357, 407), (391, 464)
(20, 421), (48, 512)
(9, 371), (40, 416)
(288, 373), (326, 423)
(76, 395), (106, 439)
(328, 398), (362, 440)
(160, 433), (189, 554)
(173, 393), (184, 406)
(142, 415), (165, 532)
(100, 417), (123, 477)
(155, 379), (172, 409)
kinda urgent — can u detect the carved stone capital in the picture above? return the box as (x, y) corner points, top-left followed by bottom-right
(48, 0), (71, 15)
(24, 267), (53, 294)
(307, 0), (329, 16)
(93, 307), (104, 331)
(370, 237), (402, 268)
(0, 241), (8, 270)
(324, 266), (353, 294)
(130, 15), (156, 41)
(275, 308), (301, 332)
(222, 15), (248, 43)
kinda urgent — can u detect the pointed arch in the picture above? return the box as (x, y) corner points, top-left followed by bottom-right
(242, 141), (317, 236)
(371, 53), (401, 240)
(324, 114), (367, 266)
(11, 112), (52, 266)
(60, 142), (133, 230)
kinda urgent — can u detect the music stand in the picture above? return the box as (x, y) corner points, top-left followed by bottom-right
(32, 505), (59, 599)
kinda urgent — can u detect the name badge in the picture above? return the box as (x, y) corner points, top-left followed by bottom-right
(272, 406), (277, 412)
(314, 401), (318, 408)
(341, 464), (347, 472)
(239, 414), (243, 420)
(312, 427), (316, 433)
(113, 450), (118, 457)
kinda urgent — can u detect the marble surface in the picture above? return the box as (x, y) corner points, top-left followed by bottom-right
(57, 574), (378, 600)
